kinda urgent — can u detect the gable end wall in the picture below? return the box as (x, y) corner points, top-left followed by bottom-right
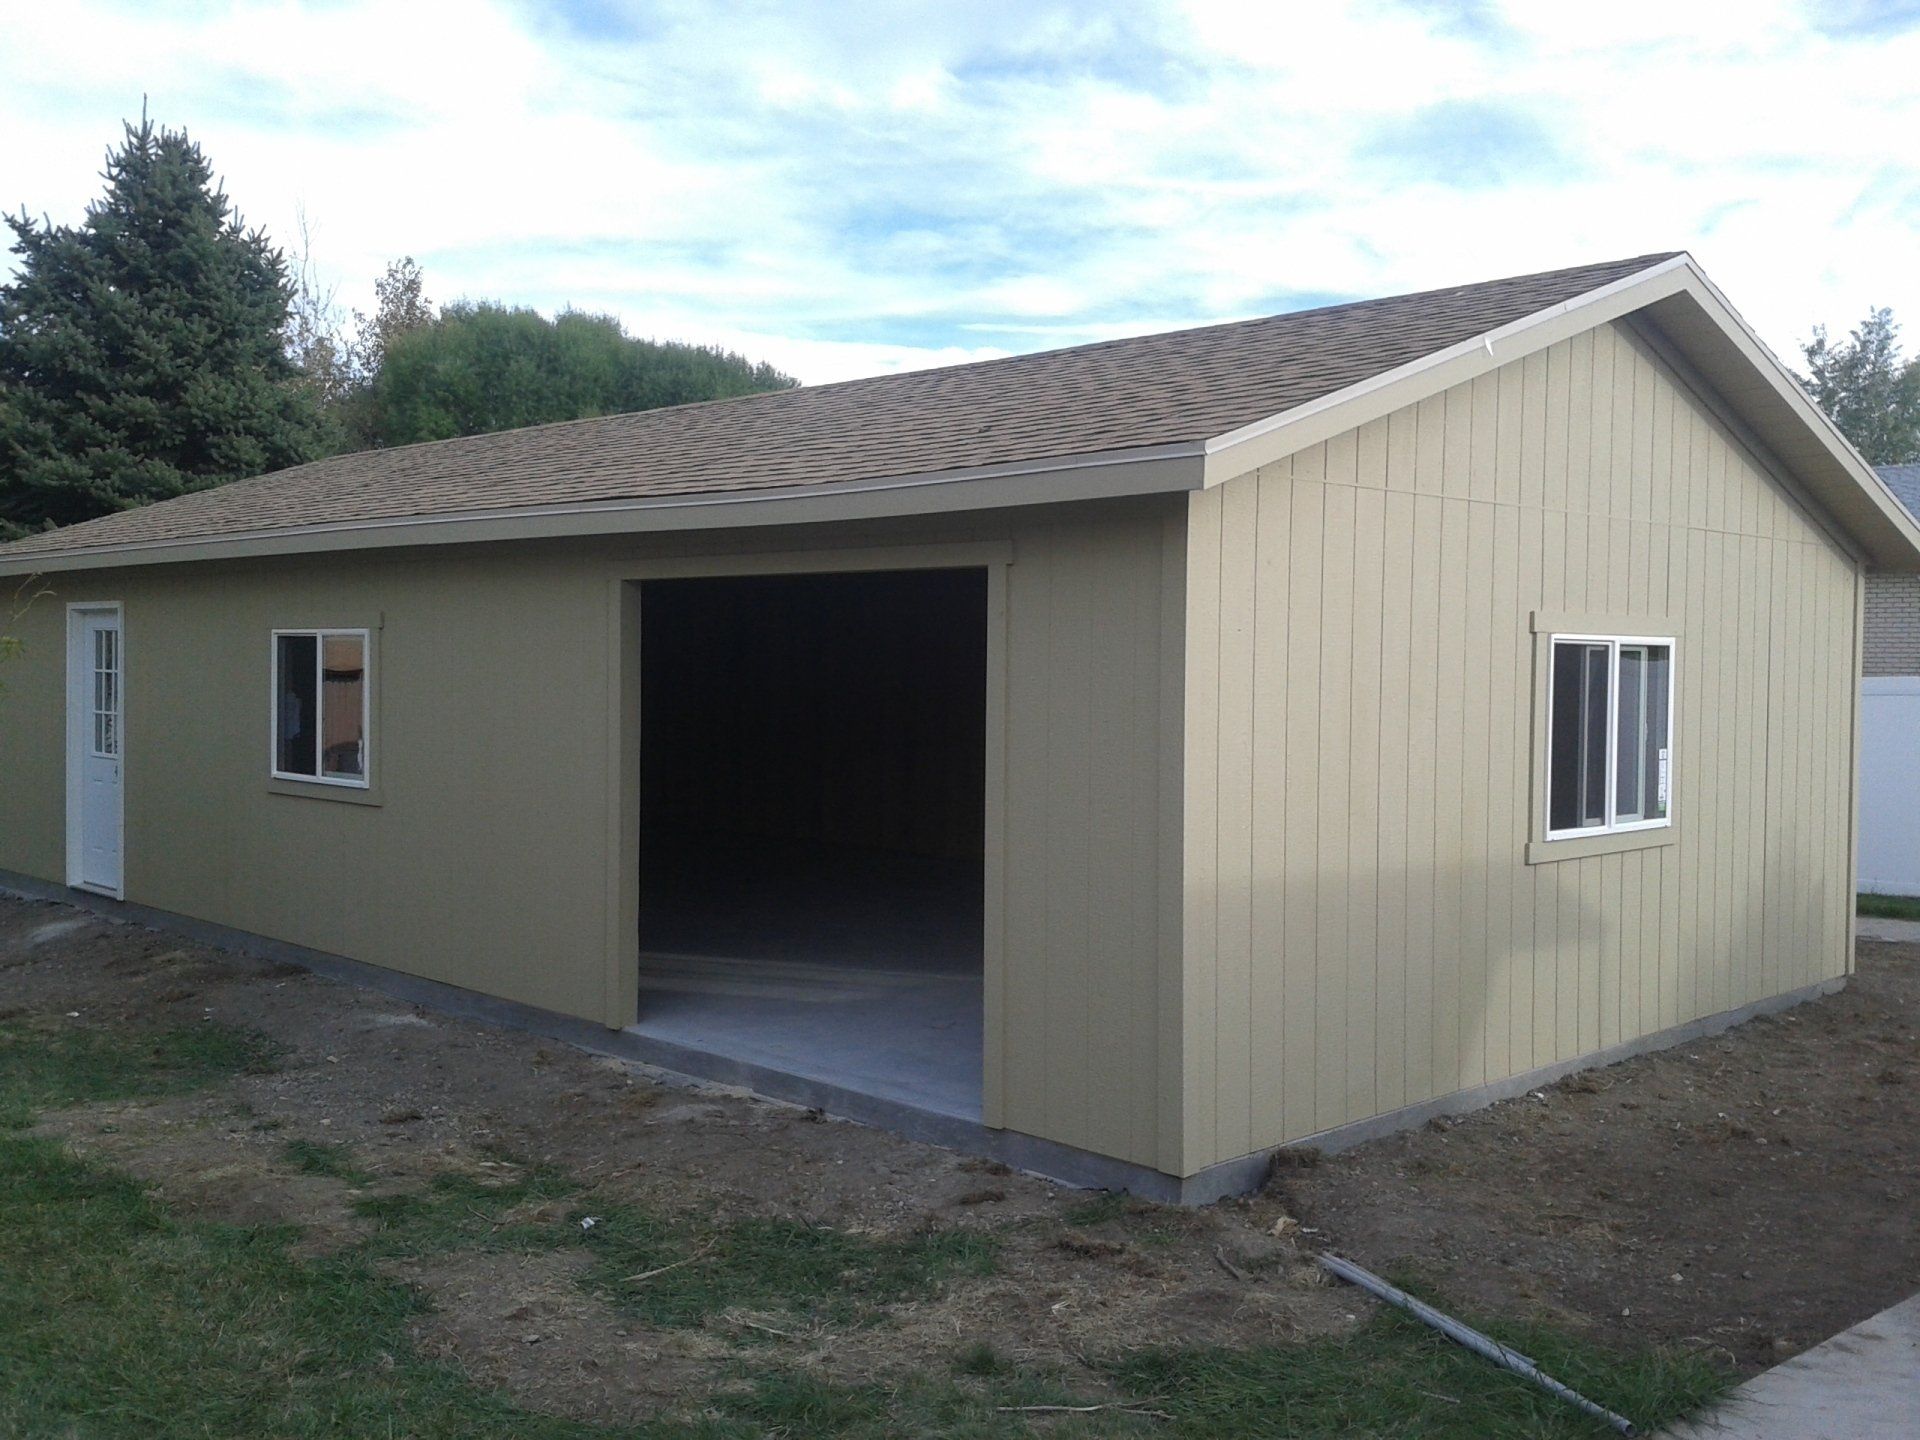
(1179, 317), (1862, 1175)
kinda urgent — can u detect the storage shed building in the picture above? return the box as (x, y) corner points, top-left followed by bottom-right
(3, 252), (1914, 1200)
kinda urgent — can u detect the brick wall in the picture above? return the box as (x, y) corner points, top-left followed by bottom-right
(1865, 571), (1920, 676)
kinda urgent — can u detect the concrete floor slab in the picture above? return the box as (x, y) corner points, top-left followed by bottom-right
(633, 835), (986, 1120)
(632, 954), (982, 1120)
(1661, 1292), (1920, 1440)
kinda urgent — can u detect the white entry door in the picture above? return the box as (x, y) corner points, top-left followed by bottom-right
(66, 606), (124, 896)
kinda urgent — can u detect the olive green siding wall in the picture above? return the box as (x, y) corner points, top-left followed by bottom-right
(998, 508), (1189, 1171)
(1180, 319), (1861, 1175)
(0, 499), (1187, 1170)
(0, 580), (65, 885)
(3, 551), (620, 1019)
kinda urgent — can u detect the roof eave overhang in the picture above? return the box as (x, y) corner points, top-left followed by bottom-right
(0, 443), (1206, 576)
(1200, 255), (1920, 572)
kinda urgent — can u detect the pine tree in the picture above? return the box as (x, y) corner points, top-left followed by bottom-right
(0, 115), (321, 537)
(1799, 308), (1920, 466)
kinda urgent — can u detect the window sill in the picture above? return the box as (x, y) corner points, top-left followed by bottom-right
(1526, 825), (1675, 864)
(267, 778), (383, 808)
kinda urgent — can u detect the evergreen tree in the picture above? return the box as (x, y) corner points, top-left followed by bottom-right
(0, 115), (320, 537)
(1798, 307), (1920, 465)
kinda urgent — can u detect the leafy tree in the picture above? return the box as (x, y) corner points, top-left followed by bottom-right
(284, 250), (435, 455)
(354, 257), (433, 378)
(0, 115), (320, 537)
(283, 209), (358, 452)
(1798, 307), (1920, 465)
(364, 303), (796, 447)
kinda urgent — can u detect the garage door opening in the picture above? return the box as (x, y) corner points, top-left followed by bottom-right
(632, 567), (988, 1120)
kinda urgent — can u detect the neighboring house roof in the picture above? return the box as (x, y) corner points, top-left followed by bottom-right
(4, 251), (1919, 572)
(1877, 463), (1920, 521)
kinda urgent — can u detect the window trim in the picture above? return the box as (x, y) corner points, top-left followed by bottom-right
(1527, 611), (1681, 865)
(1543, 631), (1676, 842)
(269, 627), (372, 790)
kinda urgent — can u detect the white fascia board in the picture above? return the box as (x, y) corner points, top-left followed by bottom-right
(1672, 260), (1920, 564)
(0, 442), (1207, 576)
(1199, 255), (1694, 485)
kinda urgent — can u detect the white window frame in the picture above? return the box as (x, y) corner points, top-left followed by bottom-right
(1544, 632), (1675, 842)
(269, 627), (372, 789)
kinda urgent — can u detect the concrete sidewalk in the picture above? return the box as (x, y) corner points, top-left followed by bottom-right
(1855, 915), (1920, 942)
(1661, 1293), (1920, 1439)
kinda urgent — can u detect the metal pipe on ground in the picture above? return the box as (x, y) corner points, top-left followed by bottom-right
(1318, 1252), (1638, 1436)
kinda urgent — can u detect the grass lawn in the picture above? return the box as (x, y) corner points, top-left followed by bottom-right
(1858, 891), (1920, 920)
(0, 1014), (1729, 1437)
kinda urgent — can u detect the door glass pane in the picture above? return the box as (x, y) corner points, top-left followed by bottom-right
(1549, 641), (1610, 832)
(91, 626), (118, 757)
(319, 633), (366, 780)
(276, 634), (318, 776)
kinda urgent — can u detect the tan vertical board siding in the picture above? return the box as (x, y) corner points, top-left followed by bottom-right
(1374, 452), (1415, 1114)
(977, 504), (1187, 1165)
(1283, 466), (1326, 1144)
(1713, 519), (1741, 1016)
(0, 498), (1185, 1171)
(1847, 562), (1865, 976)
(1208, 477), (1258, 1158)
(1345, 427), (1387, 1126)
(1179, 486), (1224, 1170)
(1527, 348), (1561, 1068)
(1316, 442), (1356, 1131)
(1405, 491), (1443, 1101)
(1183, 319), (1862, 1170)
(1153, 511), (1194, 1174)
(1040, 524), (1095, 1148)
(1246, 472), (1291, 1161)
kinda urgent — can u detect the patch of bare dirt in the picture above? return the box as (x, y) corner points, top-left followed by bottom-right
(1264, 942), (1920, 1375)
(400, 1250), (734, 1426)
(0, 894), (1355, 1422)
(34, 1094), (374, 1255)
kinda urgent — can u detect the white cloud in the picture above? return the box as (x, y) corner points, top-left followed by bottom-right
(1, 0), (1917, 384)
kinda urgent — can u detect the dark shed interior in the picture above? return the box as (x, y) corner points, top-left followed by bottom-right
(631, 568), (988, 1117)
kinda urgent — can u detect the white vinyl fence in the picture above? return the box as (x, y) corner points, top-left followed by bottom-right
(1860, 677), (1920, 896)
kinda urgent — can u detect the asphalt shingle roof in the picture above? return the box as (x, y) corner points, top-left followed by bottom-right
(0, 252), (1679, 562)
(1878, 463), (1920, 521)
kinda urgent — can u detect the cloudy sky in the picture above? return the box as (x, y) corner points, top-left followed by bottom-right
(3, 0), (1918, 384)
